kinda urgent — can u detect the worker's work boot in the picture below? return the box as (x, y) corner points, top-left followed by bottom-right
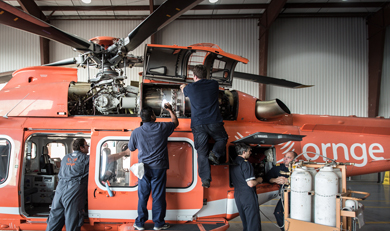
(208, 151), (220, 165)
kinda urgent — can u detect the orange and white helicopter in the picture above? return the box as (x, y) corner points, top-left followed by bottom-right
(0, 0), (389, 230)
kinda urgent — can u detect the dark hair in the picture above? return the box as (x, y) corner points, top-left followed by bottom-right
(193, 65), (207, 79)
(288, 151), (298, 158)
(235, 143), (251, 156)
(140, 106), (154, 122)
(73, 138), (86, 151)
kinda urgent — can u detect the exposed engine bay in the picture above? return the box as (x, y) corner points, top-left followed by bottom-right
(67, 81), (238, 120)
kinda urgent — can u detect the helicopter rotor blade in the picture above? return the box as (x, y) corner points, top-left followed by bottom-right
(124, 0), (203, 52)
(43, 58), (79, 67)
(0, 1), (92, 51)
(234, 71), (313, 89)
(0, 71), (14, 84)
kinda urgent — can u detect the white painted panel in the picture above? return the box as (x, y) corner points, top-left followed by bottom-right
(50, 20), (149, 84)
(0, 25), (41, 73)
(268, 18), (368, 117)
(154, 19), (260, 98)
(379, 26), (390, 118)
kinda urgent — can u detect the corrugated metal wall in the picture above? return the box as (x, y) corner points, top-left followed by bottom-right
(379, 26), (390, 118)
(154, 19), (260, 98)
(50, 20), (149, 84)
(0, 25), (41, 72)
(267, 18), (368, 117)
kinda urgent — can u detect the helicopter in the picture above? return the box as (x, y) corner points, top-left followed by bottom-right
(0, 0), (389, 230)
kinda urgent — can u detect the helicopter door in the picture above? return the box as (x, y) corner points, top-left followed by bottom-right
(0, 129), (23, 219)
(88, 130), (204, 224)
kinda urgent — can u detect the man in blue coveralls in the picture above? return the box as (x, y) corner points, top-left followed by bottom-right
(180, 64), (228, 188)
(231, 143), (263, 231)
(46, 138), (128, 231)
(264, 151), (296, 231)
(119, 103), (178, 230)
(46, 138), (90, 231)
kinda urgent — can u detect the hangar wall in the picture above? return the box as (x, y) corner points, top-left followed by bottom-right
(267, 18), (368, 117)
(0, 25), (41, 72)
(379, 26), (390, 117)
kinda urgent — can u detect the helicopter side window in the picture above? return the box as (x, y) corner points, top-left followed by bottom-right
(99, 141), (132, 187)
(98, 140), (194, 189)
(0, 139), (11, 184)
(46, 143), (66, 159)
(25, 142), (37, 160)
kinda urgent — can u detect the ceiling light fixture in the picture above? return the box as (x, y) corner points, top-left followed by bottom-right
(209, 0), (218, 3)
(81, 0), (91, 4)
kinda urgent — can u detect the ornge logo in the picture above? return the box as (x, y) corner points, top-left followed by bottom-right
(302, 143), (384, 167)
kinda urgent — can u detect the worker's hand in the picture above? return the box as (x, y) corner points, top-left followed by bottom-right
(274, 176), (288, 185)
(164, 103), (173, 111)
(180, 84), (186, 93)
(256, 177), (263, 184)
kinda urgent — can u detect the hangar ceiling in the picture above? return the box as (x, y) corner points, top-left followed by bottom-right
(3, 0), (390, 20)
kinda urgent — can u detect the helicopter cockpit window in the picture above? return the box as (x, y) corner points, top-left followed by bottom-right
(0, 139), (11, 184)
(98, 140), (194, 189)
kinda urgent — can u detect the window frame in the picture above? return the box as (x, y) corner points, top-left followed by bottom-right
(0, 135), (15, 188)
(95, 136), (197, 193)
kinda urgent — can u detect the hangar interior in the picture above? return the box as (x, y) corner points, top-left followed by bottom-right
(0, 0), (389, 231)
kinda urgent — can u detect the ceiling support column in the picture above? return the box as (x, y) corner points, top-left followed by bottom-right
(367, 3), (390, 117)
(258, 0), (287, 101)
(17, 0), (50, 65)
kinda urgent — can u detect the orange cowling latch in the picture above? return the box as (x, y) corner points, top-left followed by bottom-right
(1, 224), (10, 228)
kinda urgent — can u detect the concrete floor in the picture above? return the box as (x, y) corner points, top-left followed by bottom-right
(227, 181), (390, 231)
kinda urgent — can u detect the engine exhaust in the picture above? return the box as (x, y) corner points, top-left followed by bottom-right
(255, 99), (291, 120)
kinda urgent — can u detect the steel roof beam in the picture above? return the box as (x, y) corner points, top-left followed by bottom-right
(367, 3), (390, 117)
(17, 0), (49, 65)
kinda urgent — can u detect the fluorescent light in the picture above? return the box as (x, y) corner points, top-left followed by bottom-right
(82, 0), (91, 3)
(209, 0), (218, 3)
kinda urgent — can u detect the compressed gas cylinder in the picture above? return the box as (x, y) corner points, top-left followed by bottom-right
(304, 166), (317, 222)
(315, 166), (339, 226)
(291, 167), (312, 222)
(333, 168), (343, 193)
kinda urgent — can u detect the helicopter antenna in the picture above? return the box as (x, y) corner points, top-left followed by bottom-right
(3, 93), (29, 119)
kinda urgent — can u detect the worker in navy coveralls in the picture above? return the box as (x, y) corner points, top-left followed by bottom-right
(46, 138), (90, 231)
(231, 143), (263, 231)
(180, 64), (228, 188)
(46, 138), (127, 231)
(118, 103), (178, 230)
(264, 151), (296, 231)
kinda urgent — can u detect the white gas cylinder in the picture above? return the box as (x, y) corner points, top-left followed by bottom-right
(315, 166), (339, 227)
(291, 167), (312, 222)
(333, 168), (343, 193)
(304, 166), (317, 222)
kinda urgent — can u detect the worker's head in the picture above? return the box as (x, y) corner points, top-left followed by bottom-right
(140, 106), (156, 122)
(284, 151), (297, 165)
(235, 143), (251, 159)
(192, 65), (207, 80)
(73, 138), (89, 154)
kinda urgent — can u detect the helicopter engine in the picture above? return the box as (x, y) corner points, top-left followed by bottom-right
(91, 77), (138, 115)
(68, 75), (139, 115)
